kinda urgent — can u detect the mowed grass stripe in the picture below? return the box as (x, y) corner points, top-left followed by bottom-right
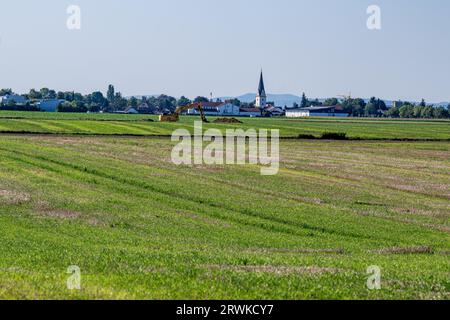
(0, 138), (446, 247)
(0, 144), (349, 242)
(0, 144), (379, 243)
(0, 114), (449, 139)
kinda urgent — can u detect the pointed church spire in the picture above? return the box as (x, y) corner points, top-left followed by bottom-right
(258, 70), (266, 97)
(256, 70), (267, 108)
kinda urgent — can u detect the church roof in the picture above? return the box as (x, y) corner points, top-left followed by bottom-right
(258, 71), (266, 97)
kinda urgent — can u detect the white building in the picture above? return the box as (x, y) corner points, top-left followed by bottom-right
(286, 106), (350, 118)
(187, 102), (241, 116)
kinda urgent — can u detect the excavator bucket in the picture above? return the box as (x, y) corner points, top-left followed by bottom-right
(159, 114), (179, 122)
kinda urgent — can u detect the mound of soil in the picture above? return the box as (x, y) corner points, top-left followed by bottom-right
(213, 118), (243, 124)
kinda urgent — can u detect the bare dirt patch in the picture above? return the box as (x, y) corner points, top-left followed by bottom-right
(0, 189), (30, 205)
(40, 209), (104, 226)
(193, 165), (225, 173)
(206, 265), (341, 275)
(33, 201), (79, 219)
(34, 201), (102, 225)
(40, 209), (81, 219)
(394, 207), (448, 219)
(295, 196), (325, 205)
(419, 223), (450, 233)
(213, 118), (243, 124)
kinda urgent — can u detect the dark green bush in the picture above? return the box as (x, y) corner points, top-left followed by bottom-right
(320, 132), (348, 140)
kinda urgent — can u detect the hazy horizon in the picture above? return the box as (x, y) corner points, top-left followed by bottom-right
(1, 0), (449, 102)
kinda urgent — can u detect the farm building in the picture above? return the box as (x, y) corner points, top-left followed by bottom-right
(37, 99), (66, 112)
(124, 107), (139, 114)
(186, 102), (241, 116)
(1, 94), (27, 105)
(265, 106), (285, 116)
(239, 107), (262, 117)
(136, 102), (158, 114)
(286, 106), (349, 118)
(114, 107), (139, 114)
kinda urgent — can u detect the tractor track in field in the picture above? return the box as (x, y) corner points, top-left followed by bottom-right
(0, 144), (387, 243)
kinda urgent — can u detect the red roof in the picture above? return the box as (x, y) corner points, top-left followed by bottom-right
(199, 102), (224, 108)
(240, 107), (261, 113)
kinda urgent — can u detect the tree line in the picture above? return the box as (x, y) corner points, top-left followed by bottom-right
(0, 86), (215, 113)
(294, 93), (450, 119)
(385, 101), (450, 119)
(0, 85), (257, 114)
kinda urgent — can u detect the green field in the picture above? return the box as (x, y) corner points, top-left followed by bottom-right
(0, 129), (449, 299)
(0, 111), (449, 140)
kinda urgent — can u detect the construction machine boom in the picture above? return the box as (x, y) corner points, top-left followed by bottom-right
(159, 103), (209, 123)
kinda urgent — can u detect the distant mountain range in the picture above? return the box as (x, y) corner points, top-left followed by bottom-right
(130, 94), (449, 108)
(129, 95), (160, 100)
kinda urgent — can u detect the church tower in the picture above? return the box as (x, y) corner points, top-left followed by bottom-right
(255, 70), (267, 109)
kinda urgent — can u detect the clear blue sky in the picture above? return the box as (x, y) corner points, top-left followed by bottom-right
(0, 0), (449, 102)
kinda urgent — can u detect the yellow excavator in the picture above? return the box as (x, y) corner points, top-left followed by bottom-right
(159, 102), (209, 123)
